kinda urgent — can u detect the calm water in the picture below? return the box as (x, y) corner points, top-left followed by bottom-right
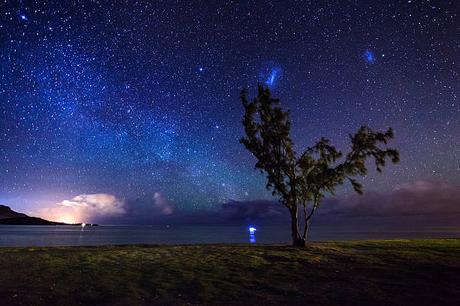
(0, 225), (459, 247)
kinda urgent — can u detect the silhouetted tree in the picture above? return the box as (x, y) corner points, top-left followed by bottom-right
(240, 86), (399, 246)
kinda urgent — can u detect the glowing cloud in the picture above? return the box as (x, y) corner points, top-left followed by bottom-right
(40, 193), (125, 223)
(153, 192), (174, 215)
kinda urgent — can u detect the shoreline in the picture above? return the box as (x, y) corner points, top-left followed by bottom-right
(0, 237), (460, 249)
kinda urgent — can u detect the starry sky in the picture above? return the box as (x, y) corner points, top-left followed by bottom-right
(0, 1), (459, 221)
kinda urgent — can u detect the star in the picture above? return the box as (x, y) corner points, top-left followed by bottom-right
(0, 0), (457, 218)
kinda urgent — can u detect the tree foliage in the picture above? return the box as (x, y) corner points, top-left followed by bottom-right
(240, 86), (400, 246)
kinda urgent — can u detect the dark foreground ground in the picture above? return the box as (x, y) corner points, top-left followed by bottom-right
(0, 239), (459, 305)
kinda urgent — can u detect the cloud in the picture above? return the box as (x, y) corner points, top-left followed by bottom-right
(40, 191), (176, 224)
(152, 192), (173, 215)
(42, 192), (177, 224)
(37, 181), (460, 227)
(142, 200), (289, 225)
(40, 193), (125, 223)
(322, 180), (460, 219)
(219, 200), (286, 221)
(191, 181), (460, 227)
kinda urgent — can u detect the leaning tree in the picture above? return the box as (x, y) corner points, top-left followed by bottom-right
(240, 86), (399, 246)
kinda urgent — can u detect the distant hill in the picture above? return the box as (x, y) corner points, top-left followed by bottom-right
(0, 217), (68, 225)
(0, 205), (69, 225)
(0, 205), (27, 219)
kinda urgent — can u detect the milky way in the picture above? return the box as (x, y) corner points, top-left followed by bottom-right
(0, 1), (458, 214)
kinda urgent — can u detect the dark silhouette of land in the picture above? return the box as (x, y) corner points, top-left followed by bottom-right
(0, 205), (80, 225)
(0, 205), (27, 219)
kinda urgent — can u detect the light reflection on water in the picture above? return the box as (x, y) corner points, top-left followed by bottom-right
(248, 226), (257, 243)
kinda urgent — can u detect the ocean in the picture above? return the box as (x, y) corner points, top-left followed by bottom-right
(0, 224), (459, 247)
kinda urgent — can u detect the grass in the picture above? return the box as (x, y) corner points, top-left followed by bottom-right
(0, 239), (459, 305)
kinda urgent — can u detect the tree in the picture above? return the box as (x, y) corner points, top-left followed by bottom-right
(240, 86), (400, 246)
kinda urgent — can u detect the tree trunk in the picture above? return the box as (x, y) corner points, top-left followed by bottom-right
(301, 202), (316, 243)
(304, 218), (311, 241)
(290, 207), (306, 247)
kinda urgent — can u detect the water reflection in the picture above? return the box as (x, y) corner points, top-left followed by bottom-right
(0, 225), (459, 247)
(248, 226), (256, 243)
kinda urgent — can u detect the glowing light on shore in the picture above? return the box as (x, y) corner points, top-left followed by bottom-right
(56, 214), (78, 224)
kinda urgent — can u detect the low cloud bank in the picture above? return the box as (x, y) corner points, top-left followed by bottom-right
(211, 181), (460, 226)
(39, 181), (459, 227)
(40, 192), (173, 223)
(209, 180), (460, 227)
(322, 181), (460, 220)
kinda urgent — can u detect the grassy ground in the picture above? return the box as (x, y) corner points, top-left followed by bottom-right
(0, 239), (459, 305)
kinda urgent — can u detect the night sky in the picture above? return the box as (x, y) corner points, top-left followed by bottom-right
(0, 1), (459, 223)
